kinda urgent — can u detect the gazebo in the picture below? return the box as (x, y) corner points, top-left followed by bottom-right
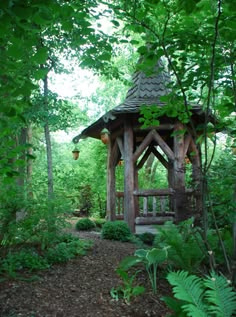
(73, 59), (208, 233)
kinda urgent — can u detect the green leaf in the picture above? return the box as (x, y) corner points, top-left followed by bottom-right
(132, 285), (145, 296)
(135, 249), (148, 259)
(118, 255), (142, 270)
(31, 47), (48, 64)
(33, 68), (49, 80)
(161, 296), (188, 317)
(146, 248), (167, 265)
(111, 20), (120, 27)
(204, 272), (236, 317)
(167, 271), (206, 314)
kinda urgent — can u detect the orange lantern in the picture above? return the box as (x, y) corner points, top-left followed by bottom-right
(100, 128), (110, 144)
(72, 147), (80, 160)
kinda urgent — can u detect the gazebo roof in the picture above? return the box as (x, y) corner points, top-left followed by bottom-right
(73, 59), (203, 143)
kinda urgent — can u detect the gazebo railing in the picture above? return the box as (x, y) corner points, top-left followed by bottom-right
(115, 189), (175, 221)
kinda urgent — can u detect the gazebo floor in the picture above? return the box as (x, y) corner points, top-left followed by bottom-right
(135, 224), (158, 235)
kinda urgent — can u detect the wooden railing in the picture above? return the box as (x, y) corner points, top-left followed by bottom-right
(115, 189), (175, 222)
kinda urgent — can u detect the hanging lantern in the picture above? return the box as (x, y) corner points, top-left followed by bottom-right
(100, 128), (110, 144)
(72, 147), (80, 160)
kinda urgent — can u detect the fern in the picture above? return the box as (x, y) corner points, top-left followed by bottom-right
(154, 220), (205, 272)
(166, 270), (236, 317)
(167, 271), (207, 315)
(204, 272), (236, 317)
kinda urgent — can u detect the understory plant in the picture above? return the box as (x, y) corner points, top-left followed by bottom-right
(153, 219), (206, 272)
(75, 218), (96, 231)
(163, 270), (236, 317)
(119, 247), (168, 294)
(101, 221), (132, 242)
(111, 268), (145, 303)
(0, 234), (92, 279)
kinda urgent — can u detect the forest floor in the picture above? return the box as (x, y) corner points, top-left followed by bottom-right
(0, 224), (172, 317)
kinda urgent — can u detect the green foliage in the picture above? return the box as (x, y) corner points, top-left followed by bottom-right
(208, 148), (236, 228)
(0, 235), (91, 279)
(101, 221), (132, 242)
(163, 270), (236, 317)
(138, 232), (156, 246)
(119, 247), (168, 294)
(153, 219), (206, 272)
(93, 218), (106, 228)
(111, 268), (145, 303)
(45, 239), (90, 264)
(0, 249), (49, 278)
(75, 218), (96, 231)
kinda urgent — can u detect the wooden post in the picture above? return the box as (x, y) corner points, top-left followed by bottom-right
(106, 140), (116, 221)
(124, 120), (135, 232)
(173, 122), (187, 222)
(134, 166), (139, 218)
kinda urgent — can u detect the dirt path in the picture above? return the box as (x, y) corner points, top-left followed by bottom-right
(0, 231), (171, 317)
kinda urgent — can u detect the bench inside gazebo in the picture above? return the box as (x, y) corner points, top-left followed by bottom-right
(73, 58), (208, 233)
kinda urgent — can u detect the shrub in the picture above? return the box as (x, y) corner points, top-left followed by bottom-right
(93, 218), (106, 228)
(138, 232), (156, 245)
(101, 221), (131, 242)
(0, 235), (92, 278)
(0, 249), (49, 277)
(45, 238), (92, 264)
(75, 218), (95, 231)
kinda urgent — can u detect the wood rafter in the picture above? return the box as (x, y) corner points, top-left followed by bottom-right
(152, 130), (175, 161)
(151, 146), (169, 169)
(184, 134), (191, 157)
(133, 129), (174, 163)
(136, 146), (152, 170)
(111, 139), (119, 166)
(133, 129), (154, 163)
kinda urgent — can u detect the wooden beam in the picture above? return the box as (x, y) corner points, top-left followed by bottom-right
(133, 129), (154, 163)
(184, 134), (191, 157)
(124, 120), (135, 233)
(134, 123), (174, 132)
(117, 137), (124, 158)
(151, 146), (169, 169)
(106, 140), (116, 221)
(134, 189), (174, 196)
(152, 130), (175, 161)
(137, 146), (152, 170)
(111, 139), (120, 166)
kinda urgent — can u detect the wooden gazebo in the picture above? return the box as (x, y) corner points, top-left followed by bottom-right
(73, 59), (208, 232)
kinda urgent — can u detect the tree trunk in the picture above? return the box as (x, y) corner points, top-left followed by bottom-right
(43, 76), (54, 199)
(26, 124), (34, 198)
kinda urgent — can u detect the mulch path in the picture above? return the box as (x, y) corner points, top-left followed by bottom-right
(0, 230), (172, 317)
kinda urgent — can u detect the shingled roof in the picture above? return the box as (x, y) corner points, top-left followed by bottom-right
(73, 59), (174, 143)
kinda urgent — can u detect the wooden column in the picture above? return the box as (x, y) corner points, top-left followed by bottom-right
(173, 122), (187, 222)
(124, 120), (135, 233)
(106, 140), (116, 221)
(134, 165), (139, 218)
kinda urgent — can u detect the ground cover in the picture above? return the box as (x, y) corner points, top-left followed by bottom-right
(0, 228), (171, 317)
